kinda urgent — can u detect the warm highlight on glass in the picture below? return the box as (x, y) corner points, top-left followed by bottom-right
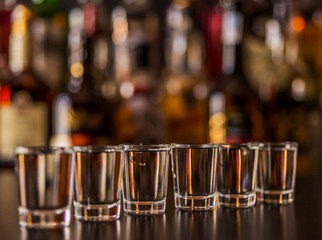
(256, 142), (298, 204)
(217, 143), (259, 208)
(122, 144), (170, 215)
(16, 147), (74, 228)
(73, 146), (123, 221)
(171, 144), (218, 211)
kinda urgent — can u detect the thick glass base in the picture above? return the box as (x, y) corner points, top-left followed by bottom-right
(18, 207), (71, 228)
(217, 192), (256, 208)
(174, 193), (216, 211)
(123, 199), (166, 215)
(256, 189), (294, 204)
(74, 201), (121, 221)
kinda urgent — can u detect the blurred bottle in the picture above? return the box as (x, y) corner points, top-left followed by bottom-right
(0, 4), (53, 164)
(242, 0), (274, 105)
(0, 0), (15, 167)
(162, 0), (209, 143)
(51, 1), (117, 146)
(112, 0), (165, 144)
(0, 0), (15, 82)
(199, 0), (222, 79)
(299, 6), (322, 81)
(112, 0), (161, 82)
(208, 0), (263, 144)
(297, 5), (322, 175)
(29, 0), (68, 93)
(245, 0), (319, 176)
(268, 0), (318, 176)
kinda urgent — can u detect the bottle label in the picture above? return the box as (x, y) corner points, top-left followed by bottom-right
(0, 102), (48, 160)
(226, 107), (252, 143)
(50, 93), (72, 147)
(221, 10), (243, 74)
(209, 92), (252, 143)
(209, 92), (226, 142)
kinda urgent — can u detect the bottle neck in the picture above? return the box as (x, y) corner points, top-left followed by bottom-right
(83, 3), (99, 37)
(0, 8), (12, 75)
(68, 2), (106, 90)
(9, 5), (31, 75)
(166, 4), (204, 75)
(9, 34), (29, 75)
(221, 9), (244, 75)
(67, 7), (94, 92)
(266, 0), (299, 66)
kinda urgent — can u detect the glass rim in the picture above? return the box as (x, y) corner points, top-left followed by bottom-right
(170, 143), (220, 149)
(219, 142), (259, 149)
(72, 145), (123, 153)
(256, 142), (298, 150)
(15, 146), (73, 155)
(121, 144), (170, 152)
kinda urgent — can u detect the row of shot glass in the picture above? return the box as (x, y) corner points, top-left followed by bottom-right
(15, 142), (298, 228)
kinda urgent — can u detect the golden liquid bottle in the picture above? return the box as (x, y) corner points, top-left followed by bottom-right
(163, 0), (209, 143)
(268, 1), (318, 176)
(0, 4), (53, 163)
(245, 0), (319, 176)
(51, 2), (116, 146)
(29, 0), (68, 93)
(112, 0), (165, 144)
(208, 0), (263, 144)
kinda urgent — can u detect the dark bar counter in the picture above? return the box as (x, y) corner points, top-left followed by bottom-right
(0, 168), (321, 240)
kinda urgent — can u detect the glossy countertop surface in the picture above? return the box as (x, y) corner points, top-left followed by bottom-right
(0, 168), (320, 240)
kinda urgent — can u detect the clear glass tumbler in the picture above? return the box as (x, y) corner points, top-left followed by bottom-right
(122, 144), (170, 215)
(16, 146), (74, 228)
(73, 145), (123, 221)
(256, 142), (298, 204)
(171, 144), (218, 211)
(217, 143), (259, 208)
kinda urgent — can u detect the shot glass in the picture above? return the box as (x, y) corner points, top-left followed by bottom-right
(170, 144), (218, 211)
(15, 146), (74, 228)
(122, 144), (170, 215)
(256, 142), (298, 204)
(217, 143), (259, 208)
(73, 146), (123, 221)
